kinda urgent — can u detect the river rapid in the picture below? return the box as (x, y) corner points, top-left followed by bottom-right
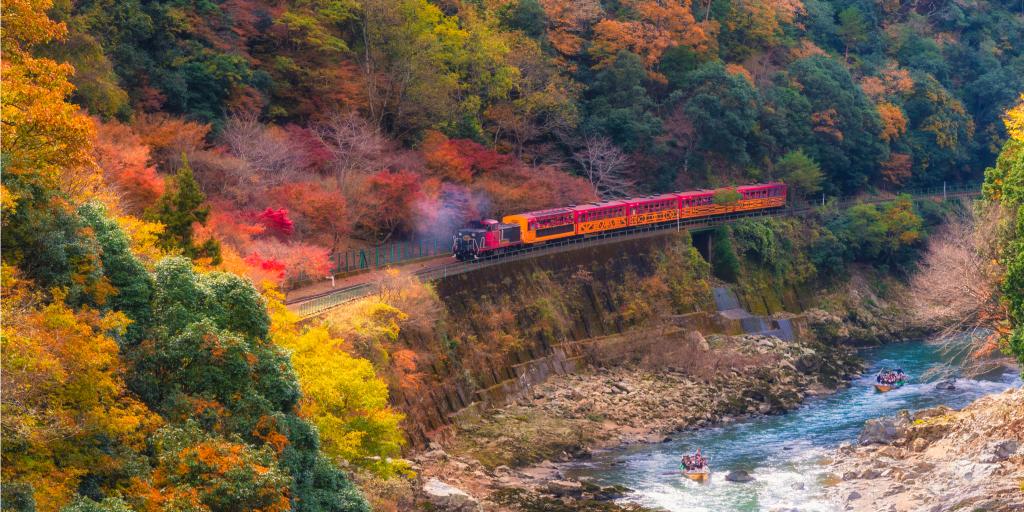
(562, 341), (1021, 512)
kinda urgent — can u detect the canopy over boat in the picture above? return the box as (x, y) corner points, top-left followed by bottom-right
(680, 449), (709, 480)
(874, 367), (908, 392)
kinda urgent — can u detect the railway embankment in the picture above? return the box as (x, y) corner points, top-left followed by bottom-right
(335, 223), (929, 509)
(406, 332), (861, 510)
(384, 230), (922, 448)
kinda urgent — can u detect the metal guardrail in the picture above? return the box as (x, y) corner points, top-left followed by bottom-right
(290, 184), (981, 318)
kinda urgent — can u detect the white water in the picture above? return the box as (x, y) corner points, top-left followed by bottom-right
(563, 341), (1020, 511)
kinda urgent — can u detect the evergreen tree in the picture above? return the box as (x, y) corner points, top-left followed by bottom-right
(147, 153), (221, 263)
(837, 7), (868, 62)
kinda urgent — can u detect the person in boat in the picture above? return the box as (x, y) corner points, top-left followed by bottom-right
(681, 451), (706, 471)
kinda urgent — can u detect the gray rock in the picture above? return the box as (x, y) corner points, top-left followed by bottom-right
(422, 478), (479, 511)
(847, 491), (862, 501)
(545, 479), (584, 497)
(934, 379), (956, 391)
(980, 439), (1019, 463)
(858, 410), (911, 445)
(791, 482), (805, 490)
(876, 446), (902, 459)
(613, 382), (632, 393)
(725, 469), (755, 482)
(859, 468), (881, 480)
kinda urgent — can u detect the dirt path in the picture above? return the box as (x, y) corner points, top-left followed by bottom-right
(284, 255), (453, 304)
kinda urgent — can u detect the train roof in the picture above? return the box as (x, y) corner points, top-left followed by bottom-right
(570, 199), (630, 212)
(512, 207), (574, 220)
(632, 193), (682, 202)
(737, 182), (785, 191)
(505, 183), (785, 220)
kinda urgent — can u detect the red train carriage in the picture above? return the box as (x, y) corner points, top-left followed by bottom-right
(573, 200), (630, 235)
(630, 194), (682, 226)
(452, 183), (786, 259)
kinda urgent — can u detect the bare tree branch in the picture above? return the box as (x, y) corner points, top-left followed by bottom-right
(910, 206), (1013, 374)
(313, 111), (387, 193)
(572, 136), (634, 199)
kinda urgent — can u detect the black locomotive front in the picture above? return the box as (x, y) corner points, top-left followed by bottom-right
(452, 227), (486, 260)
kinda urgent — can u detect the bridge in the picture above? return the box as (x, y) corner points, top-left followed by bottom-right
(288, 184), (982, 318)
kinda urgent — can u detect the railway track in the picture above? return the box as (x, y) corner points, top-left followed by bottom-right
(289, 185), (981, 319)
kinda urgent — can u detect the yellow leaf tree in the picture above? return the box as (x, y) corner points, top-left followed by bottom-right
(1, 0), (98, 218)
(0, 266), (161, 511)
(266, 292), (406, 475)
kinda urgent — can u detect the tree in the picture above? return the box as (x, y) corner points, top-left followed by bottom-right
(314, 111), (387, 192)
(787, 56), (886, 193)
(221, 113), (311, 196)
(129, 257), (370, 511)
(267, 294), (406, 475)
(1, 0), (95, 222)
(271, 181), (350, 252)
(573, 136), (634, 199)
(147, 154), (222, 264)
(500, 0), (547, 38)
(353, 170), (423, 243)
(92, 119), (164, 213)
(1, 268), (160, 512)
(981, 95), (1024, 368)
(537, 0), (602, 56)
(775, 149), (823, 199)
(589, 0), (712, 80)
(877, 102), (908, 142)
(903, 74), (975, 187)
(582, 51), (662, 152)
(77, 202), (154, 344)
(911, 209), (1011, 366)
(837, 6), (869, 62)
(673, 62), (761, 167)
(130, 423), (292, 512)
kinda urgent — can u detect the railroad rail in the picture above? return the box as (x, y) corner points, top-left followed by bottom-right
(290, 184), (982, 318)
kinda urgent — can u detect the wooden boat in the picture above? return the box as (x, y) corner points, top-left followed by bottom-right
(874, 381), (905, 392)
(683, 468), (710, 481)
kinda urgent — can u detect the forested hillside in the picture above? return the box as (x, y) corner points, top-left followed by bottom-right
(20, 0), (1024, 285)
(2, 0), (1023, 510)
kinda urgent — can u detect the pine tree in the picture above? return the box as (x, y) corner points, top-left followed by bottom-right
(147, 153), (221, 263)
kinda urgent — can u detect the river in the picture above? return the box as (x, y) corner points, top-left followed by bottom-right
(562, 340), (1021, 511)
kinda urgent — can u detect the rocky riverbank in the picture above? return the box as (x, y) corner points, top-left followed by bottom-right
(408, 332), (861, 510)
(827, 386), (1024, 511)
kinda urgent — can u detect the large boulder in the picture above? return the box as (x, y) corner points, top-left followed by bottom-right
(725, 469), (755, 482)
(422, 478), (479, 511)
(545, 479), (584, 497)
(858, 410), (911, 445)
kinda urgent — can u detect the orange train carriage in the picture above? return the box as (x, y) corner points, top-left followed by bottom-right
(452, 183), (787, 260)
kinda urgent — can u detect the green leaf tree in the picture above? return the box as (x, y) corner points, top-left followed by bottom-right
(146, 154), (221, 264)
(775, 149), (823, 199)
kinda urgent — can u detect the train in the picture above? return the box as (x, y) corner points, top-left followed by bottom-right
(451, 182), (787, 260)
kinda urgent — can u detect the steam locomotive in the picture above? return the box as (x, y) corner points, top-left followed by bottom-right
(452, 182), (787, 260)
